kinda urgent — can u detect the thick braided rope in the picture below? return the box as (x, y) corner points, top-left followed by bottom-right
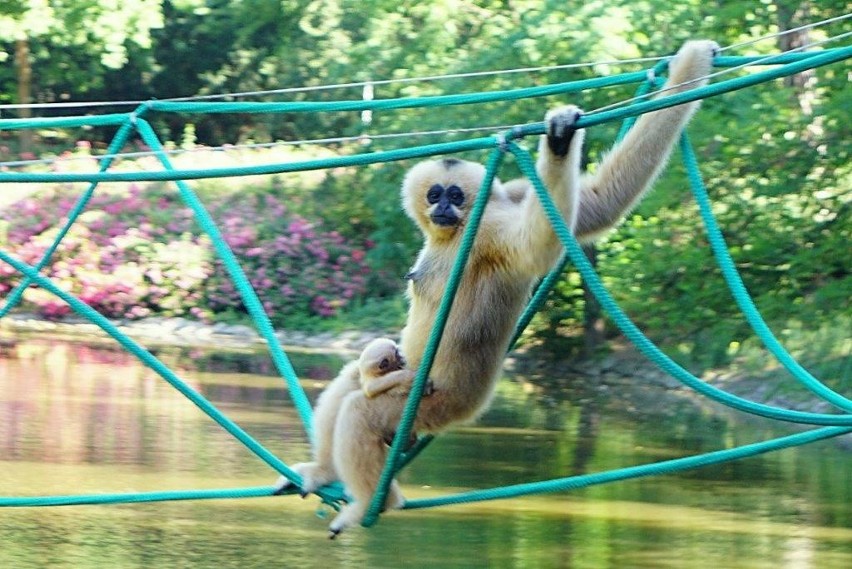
(680, 135), (852, 412)
(507, 59), (670, 349)
(363, 149), (507, 525)
(133, 118), (316, 434)
(0, 250), (346, 507)
(402, 426), (851, 509)
(363, 134), (852, 524)
(391, 140), (852, 511)
(0, 121), (135, 319)
(0, 47), (849, 515)
(508, 142), (849, 426)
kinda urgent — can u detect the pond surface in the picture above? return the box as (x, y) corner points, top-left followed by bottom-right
(0, 335), (849, 568)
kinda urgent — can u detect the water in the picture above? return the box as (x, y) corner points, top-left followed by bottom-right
(1, 336), (849, 568)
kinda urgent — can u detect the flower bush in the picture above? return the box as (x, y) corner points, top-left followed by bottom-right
(0, 183), (370, 324)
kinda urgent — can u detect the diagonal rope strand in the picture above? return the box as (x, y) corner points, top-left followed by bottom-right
(0, 42), (849, 523)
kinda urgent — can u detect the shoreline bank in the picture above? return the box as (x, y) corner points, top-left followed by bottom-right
(1, 311), (845, 420)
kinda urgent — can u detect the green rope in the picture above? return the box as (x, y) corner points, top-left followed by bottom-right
(1, 486), (283, 507)
(147, 73), (647, 114)
(509, 58), (668, 350)
(680, 134), (852, 412)
(403, 426), (851, 509)
(0, 47), (848, 184)
(507, 141), (851, 426)
(133, 116), (316, 438)
(363, 148), (507, 526)
(0, 46), (849, 521)
(0, 120), (135, 318)
(0, 251), (344, 507)
(0, 113), (128, 131)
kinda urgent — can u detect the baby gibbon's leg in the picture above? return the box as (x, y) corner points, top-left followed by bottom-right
(329, 392), (406, 537)
(575, 40), (719, 241)
(273, 362), (361, 496)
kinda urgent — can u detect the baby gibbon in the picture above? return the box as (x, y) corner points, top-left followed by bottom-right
(273, 338), (414, 497)
(312, 40), (718, 535)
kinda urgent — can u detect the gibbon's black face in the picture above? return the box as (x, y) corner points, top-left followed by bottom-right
(426, 183), (465, 227)
(377, 348), (405, 373)
(394, 347), (406, 368)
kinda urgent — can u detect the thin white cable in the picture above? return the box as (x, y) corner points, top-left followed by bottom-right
(0, 56), (666, 112)
(718, 12), (851, 53)
(0, 12), (846, 112)
(0, 125), (522, 169)
(1, 23), (848, 169)
(156, 57), (667, 103)
(585, 30), (852, 118)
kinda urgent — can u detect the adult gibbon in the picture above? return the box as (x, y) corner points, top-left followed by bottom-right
(308, 40), (718, 535)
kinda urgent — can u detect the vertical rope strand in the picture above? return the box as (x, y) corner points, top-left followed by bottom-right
(363, 147), (506, 527)
(0, 250), (350, 504)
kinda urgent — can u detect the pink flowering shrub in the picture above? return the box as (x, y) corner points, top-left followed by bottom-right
(0, 184), (370, 323)
(207, 192), (370, 321)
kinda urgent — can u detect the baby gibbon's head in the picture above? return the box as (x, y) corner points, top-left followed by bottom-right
(359, 338), (405, 380)
(401, 158), (490, 239)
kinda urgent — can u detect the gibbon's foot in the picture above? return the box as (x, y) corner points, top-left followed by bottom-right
(385, 482), (407, 512)
(273, 462), (332, 498)
(272, 475), (293, 496)
(327, 483), (405, 538)
(328, 503), (363, 538)
(545, 105), (583, 157)
(272, 475), (310, 498)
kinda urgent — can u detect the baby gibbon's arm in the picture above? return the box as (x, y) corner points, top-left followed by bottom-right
(362, 369), (417, 398)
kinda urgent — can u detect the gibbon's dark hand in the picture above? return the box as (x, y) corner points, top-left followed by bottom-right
(546, 105), (583, 157)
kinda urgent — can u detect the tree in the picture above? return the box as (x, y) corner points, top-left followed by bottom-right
(0, 0), (163, 149)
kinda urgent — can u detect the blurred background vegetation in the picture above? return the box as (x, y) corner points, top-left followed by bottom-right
(0, 0), (848, 387)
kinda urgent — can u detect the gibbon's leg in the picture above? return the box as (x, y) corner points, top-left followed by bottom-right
(328, 480), (405, 539)
(273, 364), (361, 496)
(575, 39), (719, 241)
(362, 369), (416, 398)
(273, 461), (333, 497)
(329, 392), (406, 537)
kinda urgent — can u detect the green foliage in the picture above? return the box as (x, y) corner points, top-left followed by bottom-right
(0, 0), (848, 370)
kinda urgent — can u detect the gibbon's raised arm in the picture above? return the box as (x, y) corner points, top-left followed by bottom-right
(575, 40), (719, 242)
(507, 105), (586, 276)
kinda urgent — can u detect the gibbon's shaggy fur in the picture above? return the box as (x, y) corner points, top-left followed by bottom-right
(329, 362), (419, 537)
(318, 40), (716, 535)
(273, 338), (414, 497)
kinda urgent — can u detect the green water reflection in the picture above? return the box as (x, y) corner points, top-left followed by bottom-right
(0, 337), (849, 568)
